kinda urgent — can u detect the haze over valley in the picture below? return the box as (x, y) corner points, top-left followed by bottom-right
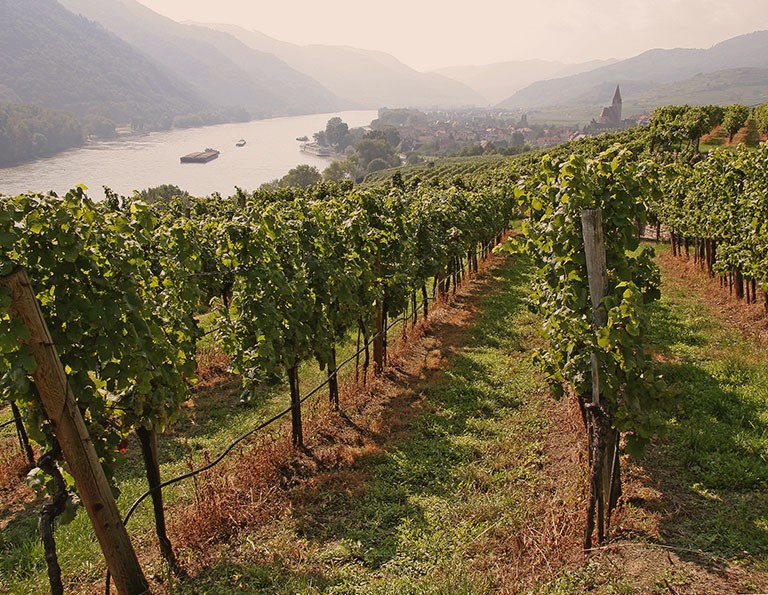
(1, 0), (768, 169)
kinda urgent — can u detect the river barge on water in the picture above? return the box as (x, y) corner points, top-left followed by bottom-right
(300, 142), (332, 157)
(180, 148), (220, 163)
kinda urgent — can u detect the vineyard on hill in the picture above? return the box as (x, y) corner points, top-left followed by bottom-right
(2, 102), (768, 593)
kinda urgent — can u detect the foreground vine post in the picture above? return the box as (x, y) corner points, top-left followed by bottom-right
(328, 345), (340, 411)
(1, 268), (150, 595)
(582, 209), (609, 406)
(581, 208), (618, 548)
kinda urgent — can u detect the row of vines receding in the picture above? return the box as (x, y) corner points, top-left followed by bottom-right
(3, 98), (768, 592)
(1, 174), (516, 592)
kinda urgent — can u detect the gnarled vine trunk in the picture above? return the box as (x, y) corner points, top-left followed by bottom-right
(136, 426), (185, 578)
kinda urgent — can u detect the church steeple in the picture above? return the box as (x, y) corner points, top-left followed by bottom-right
(612, 85), (622, 107)
(598, 84), (623, 126)
(611, 85), (622, 122)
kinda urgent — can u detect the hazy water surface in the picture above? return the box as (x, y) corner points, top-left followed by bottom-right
(0, 110), (377, 199)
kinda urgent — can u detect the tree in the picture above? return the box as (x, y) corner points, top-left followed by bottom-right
(723, 104), (750, 143)
(81, 114), (116, 139)
(754, 103), (768, 136)
(323, 158), (357, 182)
(279, 164), (322, 189)
(405, 152), (422, 165)
(369, 125), (401, 149)
(683, 106), (712, 152)
(355, 138), (399, 172)
(325, 117), (350, 151)
(648, 105), (689, 153)
(366, 158), (392, 173)
(701, 105), (725, 129)
(137, 184), (190, 204)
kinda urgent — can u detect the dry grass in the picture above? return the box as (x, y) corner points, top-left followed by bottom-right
(195, 345), (235, 386)
(167, 281), (474, 566)
(0, 436), (36, 532)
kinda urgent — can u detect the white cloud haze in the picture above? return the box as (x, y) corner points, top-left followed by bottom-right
(134, 0), (768, 70)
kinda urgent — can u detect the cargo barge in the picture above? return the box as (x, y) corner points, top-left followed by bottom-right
(180, 148), (220, 163)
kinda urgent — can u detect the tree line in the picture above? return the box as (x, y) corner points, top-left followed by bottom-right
(0, 103), (84, 167)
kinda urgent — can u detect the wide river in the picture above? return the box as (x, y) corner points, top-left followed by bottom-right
(0, 110), (378, 200)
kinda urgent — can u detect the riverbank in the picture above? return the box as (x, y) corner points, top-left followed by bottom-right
(0, 110), (377, 199)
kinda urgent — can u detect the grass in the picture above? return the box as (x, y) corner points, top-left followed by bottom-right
(164, 255), (552, 593)
(534, 243), (768, 593)
(5, 241), (768, 593)
(0, 254), (552, 593)
(645, 247), (768, 565)
(0, 328), (367, 590)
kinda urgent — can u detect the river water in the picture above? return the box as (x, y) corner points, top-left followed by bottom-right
(0, 110), (378, 200)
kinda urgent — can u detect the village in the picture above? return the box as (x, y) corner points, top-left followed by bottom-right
(372, 86), (649, 157)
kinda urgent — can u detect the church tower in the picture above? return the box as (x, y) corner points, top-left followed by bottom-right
(611, 85), (622, 123)
(598, 84), (623, 126)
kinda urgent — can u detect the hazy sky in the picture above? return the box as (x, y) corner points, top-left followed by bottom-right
(134, 0), (768, 71)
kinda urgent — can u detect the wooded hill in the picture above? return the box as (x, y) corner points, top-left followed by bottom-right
(57, 0), (348, 117)
(0, 0), (209, 130)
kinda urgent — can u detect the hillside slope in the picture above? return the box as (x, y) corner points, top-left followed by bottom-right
(435, 59), (614, 104)
(58, 0), (347, 117)
(499, 30), (768, 110)
(206, 24), (484, 109)
(0, 0), (208, 126)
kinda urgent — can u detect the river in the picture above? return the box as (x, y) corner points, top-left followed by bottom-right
(0, 110), (378, 200)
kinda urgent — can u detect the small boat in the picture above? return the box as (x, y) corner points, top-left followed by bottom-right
(296, 135), (308, 141)
(180, 148), (220, 163)
(235, 139), (246, 147)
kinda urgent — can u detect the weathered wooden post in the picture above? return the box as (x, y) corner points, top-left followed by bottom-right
(582, 209), (608, 407)
(1, 267), (150, 594)
(581, 208), (620, 548)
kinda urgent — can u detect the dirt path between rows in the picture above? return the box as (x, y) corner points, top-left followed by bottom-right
(9, 248), (766, 593)
(170, 253), (516, 553)
(159, 252), (591, 591)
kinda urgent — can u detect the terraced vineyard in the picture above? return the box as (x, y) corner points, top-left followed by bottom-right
(2, 103), (768, 593)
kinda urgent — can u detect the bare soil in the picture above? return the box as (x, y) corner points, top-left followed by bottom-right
(657, 250), (768, 344)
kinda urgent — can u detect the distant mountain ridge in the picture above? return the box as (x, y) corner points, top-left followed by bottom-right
(499, 30), (768, 110)
(434, 59), (616, 104)
(204, 23), (484, 108)
(0, 0), (208, 127)
(57, 0), (347, 117)
(4, 0), (768, 141)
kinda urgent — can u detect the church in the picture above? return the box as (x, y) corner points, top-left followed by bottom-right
(598, 85), (622, 126)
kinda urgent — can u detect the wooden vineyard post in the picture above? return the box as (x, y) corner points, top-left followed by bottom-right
(580, 209), (620, 548)
(1, 268), (150, 595)
(582, 209), (608, 407)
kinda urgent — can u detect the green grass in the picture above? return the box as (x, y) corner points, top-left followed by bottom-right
(0, 314), (405, 592)
(166, 255), (550, 594)
(530, 243), (768, 594)
(8, 242), (767, 593)
(0, 255), (549, 593)
(644, 248), (768, 564)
